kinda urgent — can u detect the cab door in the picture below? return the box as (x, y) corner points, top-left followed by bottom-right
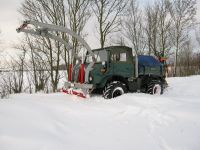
(111, 51), (134, 78)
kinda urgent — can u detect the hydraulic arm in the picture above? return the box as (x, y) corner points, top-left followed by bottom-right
(17, 20), (95, 58)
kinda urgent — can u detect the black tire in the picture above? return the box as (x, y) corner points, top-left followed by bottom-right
(103, 81), (127, 99)
(147, 80), (163, 95)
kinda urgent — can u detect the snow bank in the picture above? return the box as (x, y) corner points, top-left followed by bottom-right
(0, 76), (200, 150)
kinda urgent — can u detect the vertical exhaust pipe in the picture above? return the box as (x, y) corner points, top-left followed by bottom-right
(135, 54), (138, 78)
(135, 53), (141, 92)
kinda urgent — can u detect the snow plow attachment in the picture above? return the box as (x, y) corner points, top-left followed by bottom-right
(61, 82), (93, 98)
(17, 20), (96, 99)
(61, 54), (94, 99)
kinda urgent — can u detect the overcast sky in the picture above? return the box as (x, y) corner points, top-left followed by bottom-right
(0, 0), (200, 53)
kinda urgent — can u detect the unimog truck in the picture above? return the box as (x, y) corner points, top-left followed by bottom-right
(17, 21), (167, 99)
(65, 46), (167, 99)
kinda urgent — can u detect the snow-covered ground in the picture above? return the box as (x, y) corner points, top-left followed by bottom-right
(0, 76), (200, 150)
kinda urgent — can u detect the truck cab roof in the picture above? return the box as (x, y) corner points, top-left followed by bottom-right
(92, 46), (132, 52)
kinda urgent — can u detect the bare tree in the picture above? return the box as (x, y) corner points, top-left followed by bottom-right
(92, 0), (126, 48)
(194, 52), (200, 74)
(8, 52), (26, 94)
(169, 0), (196, 76)
(157, 0), (172, 59)
(0, 73), (10, 99)
(143, 0), (172, 60)
(0, 29), (3, 53)
(195, 25), (200, 46)
(0, 30), (9, 98)
(20, 0), (68, 92)
(0, 29), (1, 45)
(194, 25), (200, 74)
(0, 30), (2, 67)
(123, 0), (146, 55)
(67, 0), (91, 65)
(20, 0), (91, 92)
(178, 39), (193, 76)
(0, 50), (27, 97)
(145, 3), (159, 56)
(18, 36), (50, 93)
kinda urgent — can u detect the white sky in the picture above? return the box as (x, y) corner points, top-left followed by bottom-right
(0, 0), (23, 55)
(0, 0), (200, 54)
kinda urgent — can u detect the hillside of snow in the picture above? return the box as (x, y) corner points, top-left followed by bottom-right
(0, 76), (200, 150)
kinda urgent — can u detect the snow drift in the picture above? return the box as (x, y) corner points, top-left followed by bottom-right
(0, 76), (200, 150)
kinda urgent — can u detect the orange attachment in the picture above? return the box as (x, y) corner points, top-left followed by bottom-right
(159, 57), (167, 63)
(78, 64), (85, 83)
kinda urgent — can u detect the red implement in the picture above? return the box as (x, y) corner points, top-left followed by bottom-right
(62, 63), (86, 98)
(80, 64), (85, 84)
(61, 88), (87, 99)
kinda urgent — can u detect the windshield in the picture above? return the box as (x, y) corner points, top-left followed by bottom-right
(86, 50), (107, 63)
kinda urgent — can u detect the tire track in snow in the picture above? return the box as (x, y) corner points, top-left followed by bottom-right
(112, 96), (177, 150)
(138, 101), (175, 150)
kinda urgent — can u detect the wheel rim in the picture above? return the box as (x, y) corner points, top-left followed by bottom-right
(112, 87), (124, 98)
(153, 84), (161, 95)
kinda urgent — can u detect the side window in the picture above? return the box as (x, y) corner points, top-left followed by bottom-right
(111, 54), (116, 61)
(120, 53), (126, 62)
(86, 50), (107, 63)
(111, 53), (127, 62)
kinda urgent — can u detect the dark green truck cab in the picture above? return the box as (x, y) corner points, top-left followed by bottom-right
(85, 46), (167, 98)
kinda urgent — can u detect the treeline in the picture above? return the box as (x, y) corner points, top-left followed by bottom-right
(0, 0), (200, 98)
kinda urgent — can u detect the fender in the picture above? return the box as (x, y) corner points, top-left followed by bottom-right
(139, 74), (166, 88)
(97, 75), (128, 89)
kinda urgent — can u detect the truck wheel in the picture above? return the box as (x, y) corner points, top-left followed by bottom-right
(103, 81), (127, 99)
(147, 80), (163, 95)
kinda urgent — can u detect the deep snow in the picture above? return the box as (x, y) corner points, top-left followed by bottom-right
(0, 76), (200, 150)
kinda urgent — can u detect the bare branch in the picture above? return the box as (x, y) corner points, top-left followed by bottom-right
(169, 0), (197, 76)
(92, 0), (127, 48)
